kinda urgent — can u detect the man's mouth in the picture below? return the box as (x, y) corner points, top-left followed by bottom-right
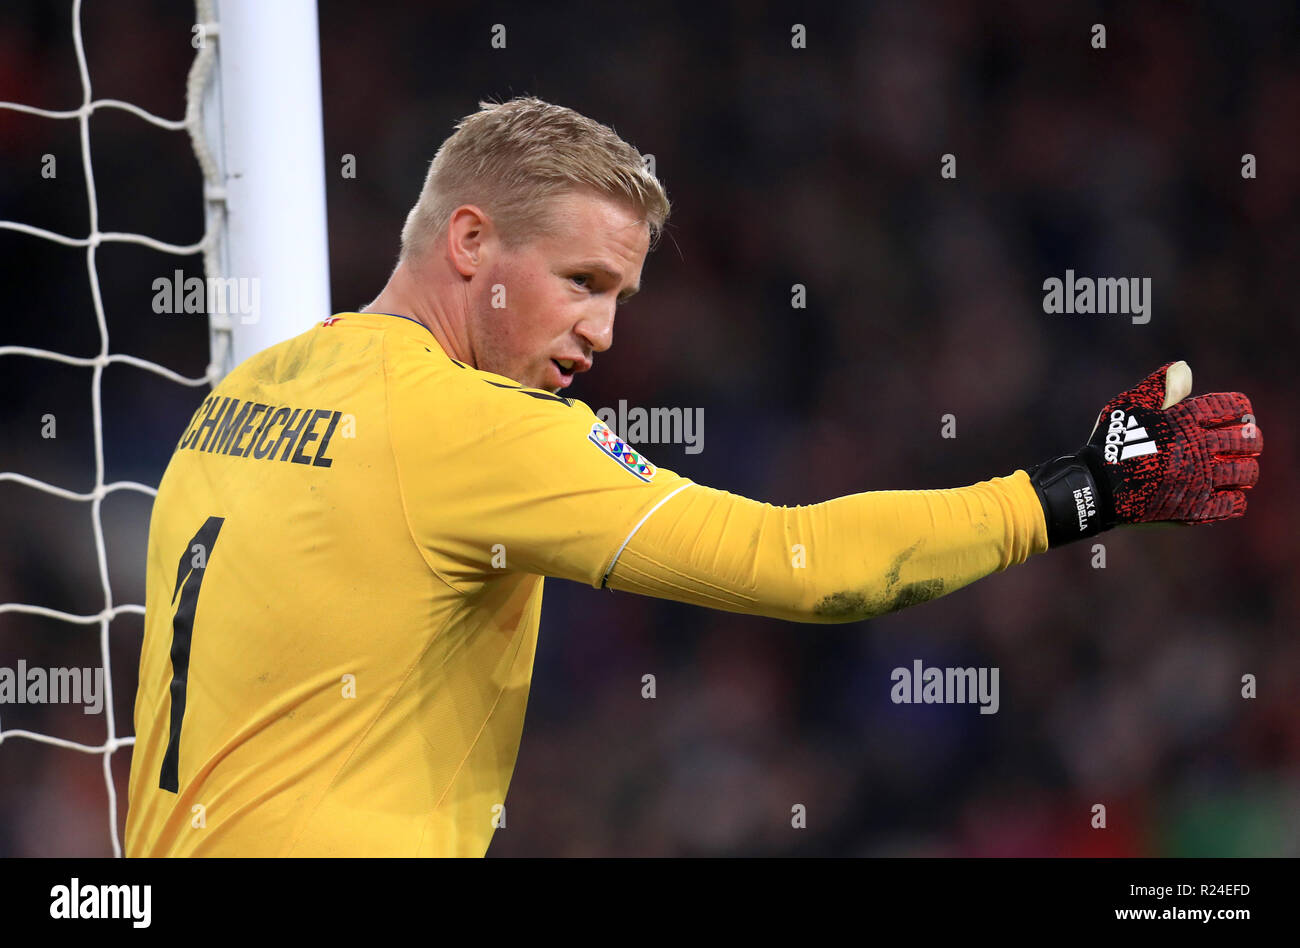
(547, 353), (592, 390)
(550, 359), (576, 388)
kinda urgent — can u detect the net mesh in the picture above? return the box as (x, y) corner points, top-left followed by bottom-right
(0, 0), (224, 857)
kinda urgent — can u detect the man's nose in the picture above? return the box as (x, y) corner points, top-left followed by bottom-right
(576, 307), (615, 353)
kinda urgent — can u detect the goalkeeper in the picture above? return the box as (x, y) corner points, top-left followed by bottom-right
(126, 97), (1263, 857)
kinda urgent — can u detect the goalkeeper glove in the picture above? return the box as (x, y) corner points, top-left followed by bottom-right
(1027, 361), (1262, 547)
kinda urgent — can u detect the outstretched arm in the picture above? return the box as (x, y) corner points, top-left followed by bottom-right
(606, 362), (1262, 622)
(606, 472), (1046, 623)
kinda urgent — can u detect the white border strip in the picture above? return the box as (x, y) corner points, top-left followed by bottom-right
(600, 482), (694, 587)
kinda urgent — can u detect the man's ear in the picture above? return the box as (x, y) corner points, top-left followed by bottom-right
(447, 204), (490, 277)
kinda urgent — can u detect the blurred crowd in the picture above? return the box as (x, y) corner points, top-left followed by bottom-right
(0, 0), (1296, 856)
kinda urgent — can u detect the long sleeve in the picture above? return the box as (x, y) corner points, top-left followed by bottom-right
(605, 471), (1048, 623)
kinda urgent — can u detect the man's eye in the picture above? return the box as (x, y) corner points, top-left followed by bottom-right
(570, 274), (590, 288)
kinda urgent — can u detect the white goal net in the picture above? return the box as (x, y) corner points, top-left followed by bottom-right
(0, 0), (329, 856)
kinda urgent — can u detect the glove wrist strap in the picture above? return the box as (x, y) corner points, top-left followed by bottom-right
(1026, 453), (1111, 547)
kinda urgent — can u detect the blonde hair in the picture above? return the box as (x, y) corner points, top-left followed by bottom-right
(399, 96), (669, 260)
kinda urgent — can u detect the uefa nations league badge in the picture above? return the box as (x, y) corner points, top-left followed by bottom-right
(588, 420), (656, 482)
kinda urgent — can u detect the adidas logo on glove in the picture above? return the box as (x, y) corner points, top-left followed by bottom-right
(1103, 410), (1158, 463)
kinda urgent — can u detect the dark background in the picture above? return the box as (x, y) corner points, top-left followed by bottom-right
(0, 0), (1296, 856)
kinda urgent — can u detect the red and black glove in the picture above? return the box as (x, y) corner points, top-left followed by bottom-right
(1027, 361), (1262, 546)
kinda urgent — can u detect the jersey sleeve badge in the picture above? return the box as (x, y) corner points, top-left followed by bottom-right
(588, 420), (656, 482)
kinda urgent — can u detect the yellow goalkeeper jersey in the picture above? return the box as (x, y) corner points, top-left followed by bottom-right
(126, 312), (691, 857)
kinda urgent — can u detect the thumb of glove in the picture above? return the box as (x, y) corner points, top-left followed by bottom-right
(1088, 360), (1192, 440)
(1161, 360), (1192, 409)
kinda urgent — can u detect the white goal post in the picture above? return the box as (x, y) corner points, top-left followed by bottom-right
(0, 0), (330, 856)
(200, 0), (332, 376)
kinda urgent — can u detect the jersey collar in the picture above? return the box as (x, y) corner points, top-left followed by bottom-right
(325, 311), (440, 346)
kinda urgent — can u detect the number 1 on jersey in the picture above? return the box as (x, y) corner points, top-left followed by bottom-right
(159, 516), (225, 792)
